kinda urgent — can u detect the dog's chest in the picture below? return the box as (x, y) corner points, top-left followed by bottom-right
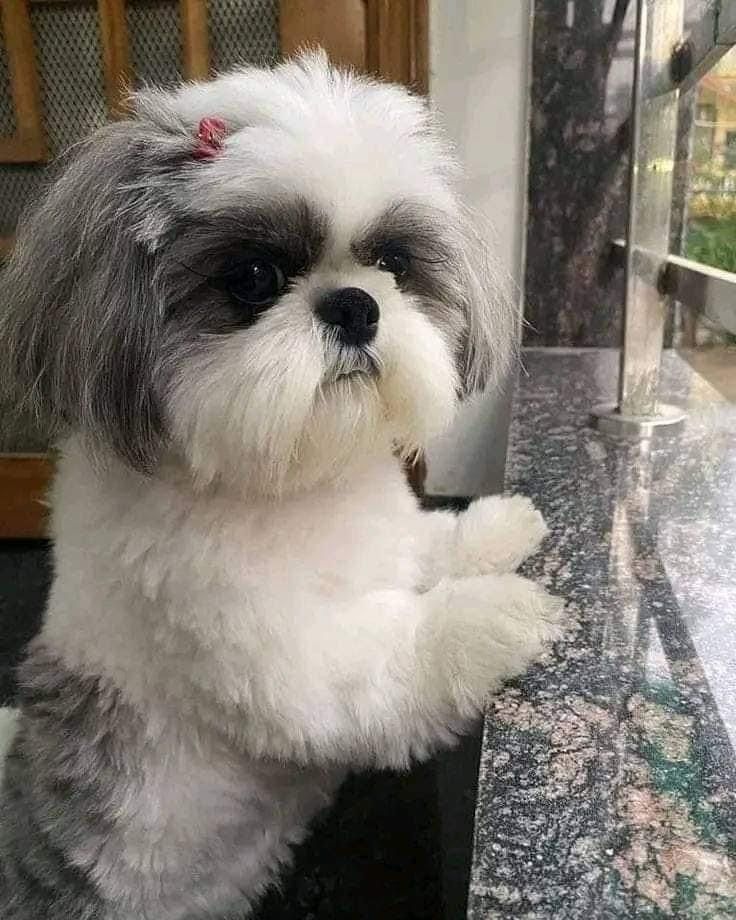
(183, 460), (425, 600)
(269, 467), (420, 586)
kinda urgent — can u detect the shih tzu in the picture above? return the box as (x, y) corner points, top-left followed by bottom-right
(0, 53), (561, 919)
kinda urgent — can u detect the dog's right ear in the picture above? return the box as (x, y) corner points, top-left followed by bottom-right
(0, 112), (196, 469)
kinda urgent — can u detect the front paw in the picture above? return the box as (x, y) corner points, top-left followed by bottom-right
(424, 573), (563, 718)
(452, 495), (548, 576)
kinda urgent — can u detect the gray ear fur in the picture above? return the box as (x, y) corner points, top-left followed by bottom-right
(455, 206), (519, 395)
(0, 116), (191, 470)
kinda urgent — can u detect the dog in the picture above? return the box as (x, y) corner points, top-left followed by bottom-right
(0, 53), (561, 919)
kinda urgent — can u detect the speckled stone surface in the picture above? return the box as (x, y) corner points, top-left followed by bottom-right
(469, 348), (736, 920)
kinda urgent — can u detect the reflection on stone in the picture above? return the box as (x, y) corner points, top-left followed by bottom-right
(469, 348), (736, 920)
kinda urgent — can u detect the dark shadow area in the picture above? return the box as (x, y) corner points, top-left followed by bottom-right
(253, 765), (443, 920)
(0, 541), (51, 705)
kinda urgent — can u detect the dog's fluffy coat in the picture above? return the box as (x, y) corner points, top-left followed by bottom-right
(0, 54), (560, 918)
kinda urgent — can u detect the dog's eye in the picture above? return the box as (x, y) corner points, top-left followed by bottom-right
(376, 251), (410, 280)
(225, 259), (287, 306)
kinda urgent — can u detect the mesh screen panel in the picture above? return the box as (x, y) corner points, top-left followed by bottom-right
(127, 0), (279, 90)
(209, 0), (279, 73)
(127, 0), (182, 89)
(33, 3), (108, 152)
(0, 2), (108, 234)
(0, 18), (16, 136)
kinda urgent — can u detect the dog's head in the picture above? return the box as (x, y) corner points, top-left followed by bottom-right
(1, 53), (514, 494)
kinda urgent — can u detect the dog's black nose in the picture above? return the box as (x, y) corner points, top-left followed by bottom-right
(316, 287), (379, 347)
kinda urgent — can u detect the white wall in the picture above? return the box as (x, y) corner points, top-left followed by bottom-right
(425, 0), (532, 496)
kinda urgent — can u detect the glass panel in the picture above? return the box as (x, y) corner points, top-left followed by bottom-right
(678, 45), (736, 349)
(683, 0), (719, 69)
(685, 47), (736, 275)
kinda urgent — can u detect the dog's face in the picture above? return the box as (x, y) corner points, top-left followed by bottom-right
(1, 54), (513, 494)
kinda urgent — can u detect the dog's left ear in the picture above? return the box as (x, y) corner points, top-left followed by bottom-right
(453, 208), (518, 395)
(0, 113), (193, 470)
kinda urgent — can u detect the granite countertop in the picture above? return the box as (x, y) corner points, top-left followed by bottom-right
(468, 348), (736, 920)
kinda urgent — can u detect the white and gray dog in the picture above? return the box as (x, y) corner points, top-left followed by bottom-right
(0, 53), (561, 919)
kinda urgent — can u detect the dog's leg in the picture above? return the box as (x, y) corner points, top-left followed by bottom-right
(420, 496), (549, 584)
(248, 573), (562, 768)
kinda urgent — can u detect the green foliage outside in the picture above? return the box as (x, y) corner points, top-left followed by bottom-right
(685, 217), (736, 275)
(684, 217), (736, 345)
(684, 165), (736, 339)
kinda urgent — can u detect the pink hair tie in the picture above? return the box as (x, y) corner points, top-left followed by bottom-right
(193, 117), (227, 160)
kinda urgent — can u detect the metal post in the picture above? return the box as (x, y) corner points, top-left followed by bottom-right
(592, 0), (686, 438)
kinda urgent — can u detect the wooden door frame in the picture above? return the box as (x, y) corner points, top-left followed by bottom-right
(280, 0), (428, 93)
(0, 0), (47, 164)
(0, 454), (52, 539)
(1, 0), (429, 538)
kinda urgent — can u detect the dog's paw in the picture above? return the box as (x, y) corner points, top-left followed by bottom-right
(452, 495), (549, 576)
(425, 573), (563, 717)
(492, 572), (565, 648)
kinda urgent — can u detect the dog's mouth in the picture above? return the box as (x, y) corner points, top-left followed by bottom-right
(337, 364), (378, 381)
(331, 346), (380, 381)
